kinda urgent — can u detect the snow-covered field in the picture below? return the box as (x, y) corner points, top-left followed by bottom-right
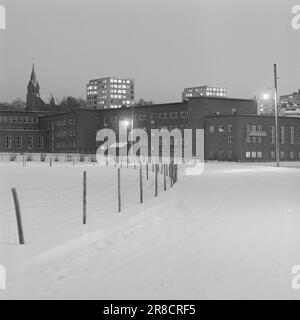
(1, 161), (300, 299)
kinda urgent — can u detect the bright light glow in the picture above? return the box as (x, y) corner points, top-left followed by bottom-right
(121, 120), (130, 127)
(262, 94), (270, 100)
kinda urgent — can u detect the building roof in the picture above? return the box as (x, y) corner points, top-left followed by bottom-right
(205, 114), (300, 120)
(189, 96), (255, 102)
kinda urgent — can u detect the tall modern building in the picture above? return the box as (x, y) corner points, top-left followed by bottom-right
(86, 77), (134, 109)
(182, 85), (227, 101)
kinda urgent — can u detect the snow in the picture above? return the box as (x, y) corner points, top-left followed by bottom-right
(1, 161), (300, 299)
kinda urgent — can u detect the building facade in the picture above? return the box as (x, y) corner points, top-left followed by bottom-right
(38, 97), (257, 156)
(182, 86), (227, 101)
(0, 110), (48, 153)
(86, 77), (135, 110)
(205, 114), (300, 162)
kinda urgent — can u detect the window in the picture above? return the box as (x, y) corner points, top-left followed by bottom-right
(290, 127), (295, 144)
(218, 151), (224, 159)
(280, 126), (285, 144)
(209, 151), (214, 160)
(290, 152), (295, 159)
(218, 125), (224, 133)
(257, 151), (263, 159)
(38, 136), (43, 149)
(270, 126), (275, 144)
(228, 151), (233, 159)
(252, 152), (257, 158)
(228, 124), (233, 132)
(17, 136), (22, 149)
(270, 151), (276, 159)
(228, 136), (233, 144)
(209, 126), (215, 133)
(280, 151), (285, 159)
(246, 136), (251, 143)
(246, 152), (251, 159)
(258, 137), (262, 144)
(252, 136), (257, 143)
(6, 136), (11, 149)
(28, 136), (33, 149)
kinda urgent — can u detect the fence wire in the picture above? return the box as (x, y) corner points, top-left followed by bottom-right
(0, 163), (175, 245)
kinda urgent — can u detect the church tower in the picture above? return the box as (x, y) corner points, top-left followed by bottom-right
(26, 62), (45, 111)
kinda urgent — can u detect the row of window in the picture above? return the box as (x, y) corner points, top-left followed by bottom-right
(209, 150), (300, 160)
(209, 124), (233, 133)
(56, 141), (76, 149)
(158, 112), (189, 120)
(0, 127), (39, 131)
(55, 119), (76, 127)
(0, 116), (38, 124)
(245, 151), (300, 160)
(55, 130), (76, 138)
(109, 112), (189, 123)
(209, 151), (233, 159)
(4, 136), (44, 149)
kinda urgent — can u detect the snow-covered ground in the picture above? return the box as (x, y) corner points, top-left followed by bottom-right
(1, 161), (300, 299)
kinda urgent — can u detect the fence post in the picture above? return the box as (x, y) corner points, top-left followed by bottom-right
(170, 162), (173, 187)
(140, 165), (143, 204)
(155, 164), (158, 197)
(12, 188), (25, 245)
(146, 162), (149, 181)
(118, 168), (121, 212)
(50, 157), (52, 167)
(164, 164), (167, 191)
(174, 164), (178, 184)
(83, 171), (87, 225)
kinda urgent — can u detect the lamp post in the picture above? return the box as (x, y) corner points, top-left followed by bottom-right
(262, 64), (280, 167)
(273, 64), (280, 168)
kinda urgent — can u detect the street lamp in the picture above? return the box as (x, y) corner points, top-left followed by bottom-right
(262, 64), (280, 167)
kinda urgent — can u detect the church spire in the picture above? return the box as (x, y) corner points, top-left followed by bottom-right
(30, 62), (38, 85)
(27, 60), (40, 94)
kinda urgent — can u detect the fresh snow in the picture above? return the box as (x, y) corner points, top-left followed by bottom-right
(1, 161), (300, 299)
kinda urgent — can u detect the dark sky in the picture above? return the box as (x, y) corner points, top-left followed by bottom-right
(0, 0), (299, 103)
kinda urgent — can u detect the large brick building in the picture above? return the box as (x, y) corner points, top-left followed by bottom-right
(205, 114), (300, 162)
(3, 63), (300, 162)
(38, 97), (257, 156)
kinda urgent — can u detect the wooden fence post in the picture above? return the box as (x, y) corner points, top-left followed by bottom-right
(175, 164), (178, 184)
(118, 168), (121, 212)
(146, 162), (149, 181)
(12, 188), (25, 245)
(140, 165), (143, 204)
(83, 171), (87, 224)
(155, 164), (158, 197)
(164, 164), (167, 191)
(170, 162), (173, 187)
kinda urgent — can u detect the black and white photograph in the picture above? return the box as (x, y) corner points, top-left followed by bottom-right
(1, 0), (300, 305)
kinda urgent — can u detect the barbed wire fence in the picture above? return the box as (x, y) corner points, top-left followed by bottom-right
(0, 161), (178, 245)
